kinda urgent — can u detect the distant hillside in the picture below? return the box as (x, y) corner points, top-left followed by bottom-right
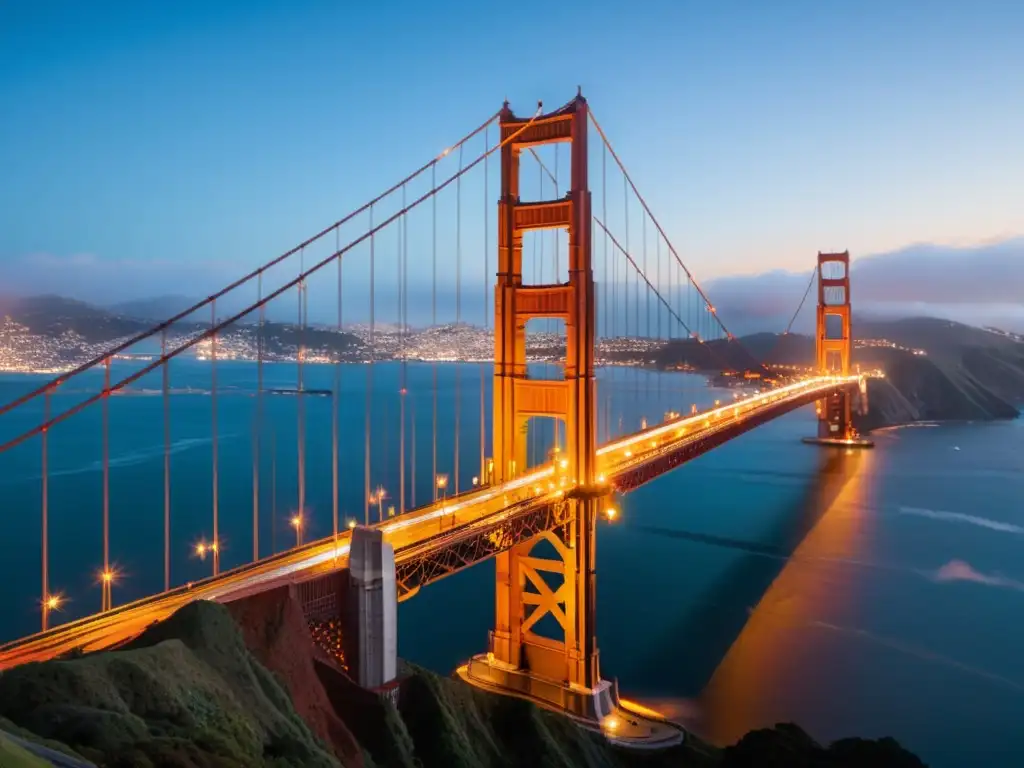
(0, 295), (150, 343)
(108, 294), (201, 322)
(855, 317), (1024, 416)
(855, 316), (1021, 356)
(653, 322), (1023, 431)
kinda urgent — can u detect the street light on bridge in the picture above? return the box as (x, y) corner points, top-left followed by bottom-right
(290, 514), (303, 547)
(41, 592), (64, 630)
(436, 474), (449, 530)
(193, 540), (219, 575)
(368, 486), (387, 522)
(98, 566), (119, 612)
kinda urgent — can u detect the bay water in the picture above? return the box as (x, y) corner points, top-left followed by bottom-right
(0, 360), (1021, 766)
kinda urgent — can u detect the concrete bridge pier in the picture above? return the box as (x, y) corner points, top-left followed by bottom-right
(343, 526), (398, 690)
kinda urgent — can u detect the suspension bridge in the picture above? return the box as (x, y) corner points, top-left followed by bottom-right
(0, 92), (868, 745)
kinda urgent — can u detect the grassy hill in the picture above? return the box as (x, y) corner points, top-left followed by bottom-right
(0, 601), (339, 767)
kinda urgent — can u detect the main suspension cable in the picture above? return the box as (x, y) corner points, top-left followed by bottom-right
(588, 110), (742, 346)
(595, 217), (743, 376)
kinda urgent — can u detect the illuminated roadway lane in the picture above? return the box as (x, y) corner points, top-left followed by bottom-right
(0, 376), (859, 672)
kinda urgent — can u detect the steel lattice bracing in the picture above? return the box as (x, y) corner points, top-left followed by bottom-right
(394, 497), (572, 599)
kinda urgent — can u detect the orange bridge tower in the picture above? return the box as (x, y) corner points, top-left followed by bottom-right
(460, 92), (613, 721)
(809, 250), (871, 446)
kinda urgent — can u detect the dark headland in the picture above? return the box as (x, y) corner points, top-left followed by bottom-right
(654, 317), (1024, 432)
(0, 588), (925, 767)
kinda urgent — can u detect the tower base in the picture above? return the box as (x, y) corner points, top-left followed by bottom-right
(802, 436), (874, 448)
(457, 654), (685, 749)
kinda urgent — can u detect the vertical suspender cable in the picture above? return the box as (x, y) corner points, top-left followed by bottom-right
(554, 143), (560, 282)
(642, 212), (650, 410)
(536, 162), (544, 462)
(271, 429), (277, 554)
(162, 329), (171, 589)
(399, 183), (407, 517)
(642, 212), (648, 338)
(41, 387), (50, 630)
(454, 144), (463, 492)
(411, 397), (416, 506)
(403, 186), (410, 511)
(623, 175), (629, 381)
(656, 234), (662, 404)
(539, 160), (546, 413)
(253, 274), (263, 562)
(634, 206), (640, 416)
(365, 205), (375, 525)
(102, 356), (111, 610)
(552, 147), (561, 455)
(593, 216), (602, 442)
(333, 225), (342, 552)
(601, 143), (608, 441)
(480, 126), (489, 481)
(432, 163), (438, 501)
(660, 231), (664, 343)
(211, 302), (219, 575)
(297, 248), (306, 524)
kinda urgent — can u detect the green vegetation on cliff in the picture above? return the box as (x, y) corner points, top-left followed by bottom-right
(0, 601), (338, 767)
(0, 731), (51, 768)
(0, 599), (926, 767)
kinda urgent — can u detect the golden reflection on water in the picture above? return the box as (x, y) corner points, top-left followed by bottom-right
(698, 448), (877, 745)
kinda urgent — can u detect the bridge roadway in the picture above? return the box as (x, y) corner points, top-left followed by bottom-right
(0, 376), (859, 672)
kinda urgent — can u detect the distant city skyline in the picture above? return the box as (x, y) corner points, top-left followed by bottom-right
(2, 1), (1022, 320)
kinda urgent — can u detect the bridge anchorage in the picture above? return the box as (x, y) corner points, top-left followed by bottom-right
(452, 92), (682, 747)
(803, 250), (873, 449)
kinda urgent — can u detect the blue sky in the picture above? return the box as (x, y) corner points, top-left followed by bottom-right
(1, 0), (1022, 317)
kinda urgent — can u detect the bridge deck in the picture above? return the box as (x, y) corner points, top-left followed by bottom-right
(0, 376), (858, 671)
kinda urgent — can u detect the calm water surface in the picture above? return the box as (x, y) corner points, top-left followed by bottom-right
(0, 361), (1021, 767)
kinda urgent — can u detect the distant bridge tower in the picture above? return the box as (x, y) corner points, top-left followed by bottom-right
(814, 250), (858, 440)
(462, 92), (616, 720)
